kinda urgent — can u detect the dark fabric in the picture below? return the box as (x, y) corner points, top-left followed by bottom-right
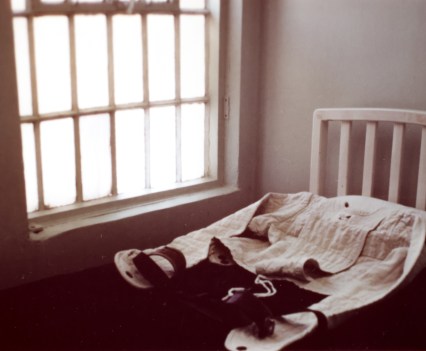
(292, 268), (426, 350)
(0, 260), (325, 350)
(1, 259), (425, 350)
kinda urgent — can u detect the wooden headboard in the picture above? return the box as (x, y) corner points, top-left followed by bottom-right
(309, 108), (426, 210)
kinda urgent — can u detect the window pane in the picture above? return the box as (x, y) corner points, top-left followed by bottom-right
(11, 0), (26, 12)
(113, 15), (143, 105)
(34, 16), (71, 114)
(147, 15), (175, 101)
(40, 118), (76, 208)
(150, 106), (176, 188)
(116, 109), (145, 194)
(181, 15), (205, 98)
(13, 18), (32, 116)
(80, 114), (112, 201)
(180, 0), (205, 10)
(41, 0), (65, 3)
(182, 103), (205, 181)
(75, 15), (108, 109)
(21, 124), (38, 212)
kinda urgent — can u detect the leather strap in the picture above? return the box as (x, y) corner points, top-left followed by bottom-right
(149, 247), (186, 274)
(132, 247), (186, 288)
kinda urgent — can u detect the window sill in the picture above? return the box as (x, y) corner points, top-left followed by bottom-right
(29, 182), (240, 241)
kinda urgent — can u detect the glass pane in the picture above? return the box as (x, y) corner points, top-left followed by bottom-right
(11, 0), (26, 12)
(181, 15), (205, 98)
(41, 0), (64, 3)
(21, 124), (38, 212)
(13, 18), (32, 116)
(116, 109), (145, 194)
(147, 15), (175, 101)
(113, 15), (143, 105)
(40, 118), (76, 208)
(182, 103), (205, 181)
(180, 0), (205, 10)
(80, 114), (112, 201)
(150, 106), (176, 188)
(71, 0), (102, 2)
(75, 15), (108, 109)
(34, 16), (71, 114)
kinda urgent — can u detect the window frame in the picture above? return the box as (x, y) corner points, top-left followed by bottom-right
(11, 0), (224, 232)
(0, 0), (261, 290)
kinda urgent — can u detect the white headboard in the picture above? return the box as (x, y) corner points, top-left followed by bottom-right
(309, 108), (426, 210)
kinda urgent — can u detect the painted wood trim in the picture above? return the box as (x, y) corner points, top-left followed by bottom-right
(174, 13), (182, 183)
(337, 121), (351, 196)
(388, 123), (405, 203)
(416, 126), (426, 210)
(362, 121), (377, 197)
(310, 112), (328, 195)
(314, 108), (426, 126)
(69, 15), (83, 203)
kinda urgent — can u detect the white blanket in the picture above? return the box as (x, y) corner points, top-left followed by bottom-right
(147, 192), (426, 343)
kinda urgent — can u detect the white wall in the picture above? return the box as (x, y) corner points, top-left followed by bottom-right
(0, 0), (262, 289)
(258, 0), (426, 203)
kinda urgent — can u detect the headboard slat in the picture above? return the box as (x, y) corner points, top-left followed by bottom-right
(362, 121), (377, 197)
(388, 123), (405, 203)
(416, 126), (426, 210)
(310, 114), (328, 195)
(337, 121), (351, 196)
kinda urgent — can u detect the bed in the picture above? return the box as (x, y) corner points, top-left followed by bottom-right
(1, 108), (426, 351)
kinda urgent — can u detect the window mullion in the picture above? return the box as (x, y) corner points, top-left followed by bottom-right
(204, 12), (209, 177)
(107, 14), (118, 196)
(175, 14), (182, 183)
(69, 15), (83, 203)
(27, 16), (45, 210)
(142, 14), (151, 189)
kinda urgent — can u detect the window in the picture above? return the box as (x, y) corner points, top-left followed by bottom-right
(11, 0), (221, 224)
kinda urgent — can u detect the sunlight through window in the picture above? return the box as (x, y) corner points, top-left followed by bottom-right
(80, 114), (112, 201)
(116, 109), (145, 194)
(40, 118), (76, 207)
(182, 103), (205, 181)
(147, 15), (175, 101)
(75, 15), (108, 109)
(34, 16), (71, 114)
(181, 15), (205, 98)
(20, 124), (38, 212)
(11, 0), (26, 12)
(13, 18), (32, 116)
(113, 15), (143, 105)
(12, 0), (213, 214)
(150, 106), (176, 188)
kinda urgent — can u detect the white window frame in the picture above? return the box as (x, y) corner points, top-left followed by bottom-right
(12, 0), (224, 235)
